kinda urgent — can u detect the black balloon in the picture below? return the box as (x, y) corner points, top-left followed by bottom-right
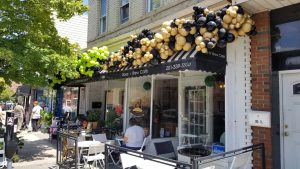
(215, 16), (223, 29)
(197, 16), (207, 26)
(237, 5), (244, 15)
(147, 35), (153, 39)
(169, 36), (176, 42)
(211, 38), (217, 44)
(207, 41), (215, 49)
(206, 12), (216, 22)
(217, 39), (227, 48)
(142, 29), (150, 35)
(226, 33), (235, 43)
(206, 21), (217, 32)
(218, 28), (227, 38)
(186, 34), (195, 43)
(203, 38), (210, 46)
(169, 41), (176, 50)
(150, 49), (160, 57)
(220, 8), (227, 18)
(171, 19), (177, 28)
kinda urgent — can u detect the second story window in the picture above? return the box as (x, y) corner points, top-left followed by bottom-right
(100, 0), (107, 34)
(120, 0), (129, 23)
(147, 0), (160, 12)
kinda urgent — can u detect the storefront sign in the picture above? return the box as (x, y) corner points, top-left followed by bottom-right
(248, 111), (271, 128)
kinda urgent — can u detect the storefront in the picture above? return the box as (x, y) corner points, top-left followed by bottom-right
(65, 37), (252, 161)
(58, 3), (257, 167)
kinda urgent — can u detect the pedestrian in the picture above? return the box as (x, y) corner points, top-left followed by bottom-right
(31, 101), (42, 132)
(122, 118), (145, 150)
(14, 102), (25, 132)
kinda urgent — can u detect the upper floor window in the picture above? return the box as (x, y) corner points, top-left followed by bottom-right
(120, 0), (129, 23)
(147, 0), (160, 12)
(100, 0), (107, 34)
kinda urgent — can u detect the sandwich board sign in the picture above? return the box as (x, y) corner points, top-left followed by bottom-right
(7, 117), (14, 126)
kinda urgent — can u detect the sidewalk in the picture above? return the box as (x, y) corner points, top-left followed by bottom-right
(13, 131), (57, 169)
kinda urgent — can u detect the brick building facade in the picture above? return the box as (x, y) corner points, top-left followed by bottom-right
(251, 11), (272, 169)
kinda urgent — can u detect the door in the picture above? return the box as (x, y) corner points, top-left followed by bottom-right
(282, 73), (300, 169)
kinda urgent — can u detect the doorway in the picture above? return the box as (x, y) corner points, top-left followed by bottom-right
(280, 71), (300, 169)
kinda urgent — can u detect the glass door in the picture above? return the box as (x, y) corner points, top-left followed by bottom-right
(181, 86), (208, 145)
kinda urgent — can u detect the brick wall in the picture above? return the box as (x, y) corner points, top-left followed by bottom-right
(250, 11), (272, 169)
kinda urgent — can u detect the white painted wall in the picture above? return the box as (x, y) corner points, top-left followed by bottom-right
(55, 15), (88, 49)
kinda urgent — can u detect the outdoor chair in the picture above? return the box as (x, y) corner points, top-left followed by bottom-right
(229, 151), (252, 169)
(153, 140), (176, 159)
(83, 142), (105, 169)
(137, 137), (147, 152)
(92, 133), (108, 143)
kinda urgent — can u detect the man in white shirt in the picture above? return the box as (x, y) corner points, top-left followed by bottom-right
(123, 118), (144, 150)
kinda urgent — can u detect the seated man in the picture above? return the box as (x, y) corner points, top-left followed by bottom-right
(122, 118), (144, 150)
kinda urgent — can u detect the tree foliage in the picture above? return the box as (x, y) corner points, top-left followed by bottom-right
(0, 78), (15, 101)
(0, 0), (88, 87)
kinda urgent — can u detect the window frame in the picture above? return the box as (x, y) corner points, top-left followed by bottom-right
(99, 0), (107, 34)
(120, 0), (129, 24)
(147, 0), (160, 12)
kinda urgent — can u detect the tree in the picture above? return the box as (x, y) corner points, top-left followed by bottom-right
(0, 0), (88, 87)
(0, 78), (15, 101)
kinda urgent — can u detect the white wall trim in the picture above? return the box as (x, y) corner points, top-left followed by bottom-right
(226, 36), (252, 168)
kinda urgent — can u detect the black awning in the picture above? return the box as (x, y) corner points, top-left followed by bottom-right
(65, 46), (226, 86)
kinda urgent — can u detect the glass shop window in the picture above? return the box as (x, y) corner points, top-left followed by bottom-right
(152, 78), (178, 138)
(272, 20), (300, 53)
(63, 87), (79, 119)
(120, 0), (129, 23)
(127, 77), (151, 137)
(105, 80), (125, 134)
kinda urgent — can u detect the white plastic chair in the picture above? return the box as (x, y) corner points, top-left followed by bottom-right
(92, 134), (108, 143)
(83, 142), (105, 169)
(229, 151), (252, 169)
(137, 137), (147, 152)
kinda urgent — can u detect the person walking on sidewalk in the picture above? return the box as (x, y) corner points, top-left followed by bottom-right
(14, 102), (25, 132)
(31, 101), (42, 132)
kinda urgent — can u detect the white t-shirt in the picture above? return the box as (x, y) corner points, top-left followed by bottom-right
(125, 125), (144, 148)
(32, 105), (42, 119)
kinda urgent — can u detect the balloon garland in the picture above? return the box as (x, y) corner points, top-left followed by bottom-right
(49, 5), (256, 88)
(105, 4), (256, 69)
(48, 46), (109, 88)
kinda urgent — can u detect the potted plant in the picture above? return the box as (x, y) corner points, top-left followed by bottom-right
(40, 110), (53, 133)
(87, 110), (101, 129)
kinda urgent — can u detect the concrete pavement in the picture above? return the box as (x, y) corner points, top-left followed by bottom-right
(12, 131), (57, 169)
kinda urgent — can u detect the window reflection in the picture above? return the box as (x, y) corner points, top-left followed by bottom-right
(152, 78), (178, 138)
(105, 80), (125, 134)
(127, 77), (151, 136)
(272, 20), (300, 53)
